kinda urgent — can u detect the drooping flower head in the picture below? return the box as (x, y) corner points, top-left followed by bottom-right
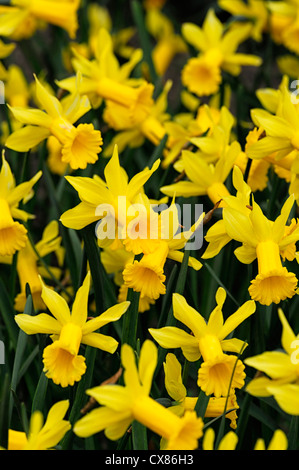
(73, 340), (204, 450)
(5, 74), (103, 170)
(203, 166), (299, 305)
(149, 288), (256, 397)
(15, 271), (130, 387)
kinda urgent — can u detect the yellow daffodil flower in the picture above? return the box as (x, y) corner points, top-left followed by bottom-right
(57, 28), (153, 123)
(14, 220), (62, 311)
(245, 308), (299, 414)
(14, 271), (130, 387)
(161, 102), (224, 168)
(160, 140), (242, 207)
(0, 0), (80, 40)
(102, 80), (172, 157)
(7, 400), (71, 450)
(248, 84), (299, 162)
(121, 193), (204, 300)
(0, 151), (42, 257)
(163, 353), (239, 428)
(149, 288), (256, 397)
(73, 340), (204, 450)
(100, 244), (155, 313)
(5, 74), (103, 170)
(223, 192), (299, 305)
(181, 9), (262, 97)
(203, 163), (299, 305)
(60, 145), (160, 242)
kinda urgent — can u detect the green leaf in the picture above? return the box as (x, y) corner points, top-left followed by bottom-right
(132, 420), (148, 450)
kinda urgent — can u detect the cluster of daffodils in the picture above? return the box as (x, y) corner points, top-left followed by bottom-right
(2, 0), (299, 452)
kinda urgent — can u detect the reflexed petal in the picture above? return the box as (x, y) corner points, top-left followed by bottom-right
(163, 353), (186, 402)
(34, 75), (63, 118)
(14, 313), (61, 335)
(5, 125), (51, 152)
(172, 293), (207, 338)
(73, 406), (132, 438)
(71, 271), (90, 326)
(218, 300), (256, 340)
(278, 308), (296, 356)
(127, 158), (160, 202)
(86, 384), (131, 410)
(82, 332), (119, 354)
(149, 325), (200, 358)
(82, 301), (130, 334)
(121, 343), (141, 390)
(138, 339), (157, 395)
(104, 145), (128, 197)
(40, 280), (71, 325)
(245, 351), (296, 379)
(267, 384), (299, 415)
(60, 201), (101, 230)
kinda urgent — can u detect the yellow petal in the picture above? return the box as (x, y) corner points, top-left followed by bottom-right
(71, 271), (90, 327)
(15, 313), (61, 335)
(5, 125), (51, 152)
(82, 301), (130, 335)
(40, 280), (71, 325)
(245, 351), (296, 379)
(172, 293), (207, 338)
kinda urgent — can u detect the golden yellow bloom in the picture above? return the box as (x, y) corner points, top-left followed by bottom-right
(15, 272), (130, 387)
(5, 75), (103, 170)
(60, 145), (160, 246)
(100, 244), (155, 313)
(103, 80), (172, 157)
(121, 193), (204, 300)
(161, 140), (242, 208)
(73, 340), (204, 450)
(163, 353), (239, 429)
(57, 28), (153, 123)
(203, 166), (299, 305)
(181, 9), (262, 97)
(149, 288), (255, 397)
